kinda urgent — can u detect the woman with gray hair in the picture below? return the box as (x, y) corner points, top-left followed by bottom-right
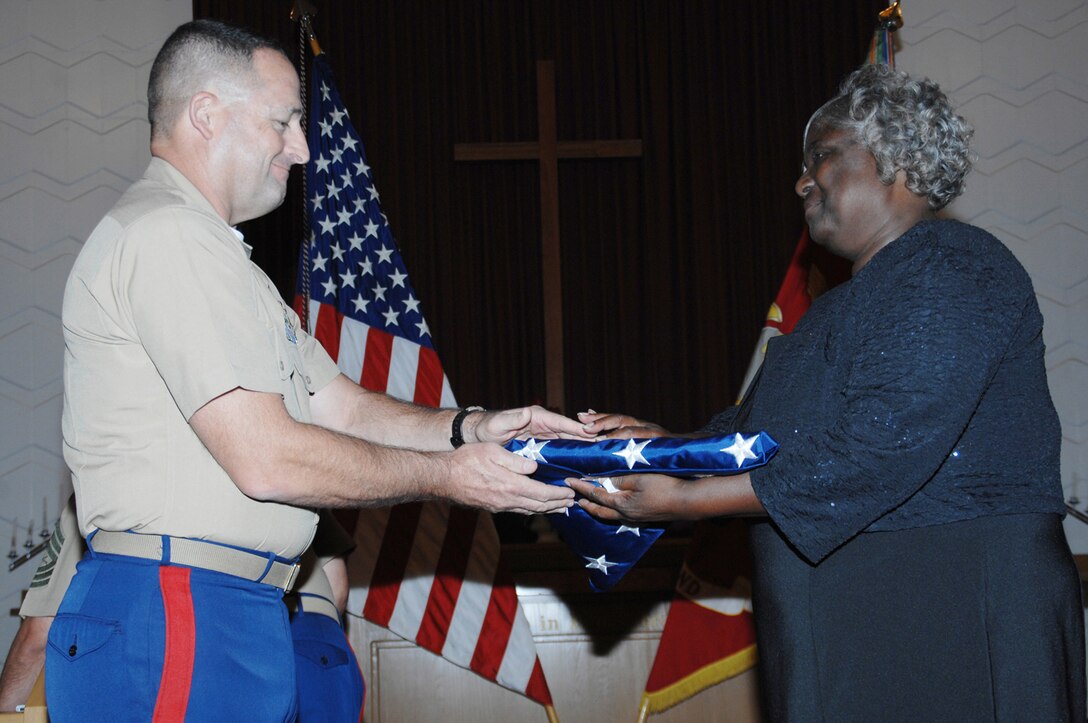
(572, 64), (1084, 720)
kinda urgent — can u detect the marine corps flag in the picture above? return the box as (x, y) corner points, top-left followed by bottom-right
(294, 43), (556, 716)
(636, 232), (816, 717)
(639, 519), (757, 718)
(639, 4), (896, 714)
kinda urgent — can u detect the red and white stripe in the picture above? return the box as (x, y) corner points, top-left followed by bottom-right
(303, 297), (552, 705)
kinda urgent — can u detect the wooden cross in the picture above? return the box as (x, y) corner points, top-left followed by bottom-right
(454, 60), (642, 412)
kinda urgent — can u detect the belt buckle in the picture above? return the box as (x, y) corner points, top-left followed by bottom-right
(284, 562), (301, 593)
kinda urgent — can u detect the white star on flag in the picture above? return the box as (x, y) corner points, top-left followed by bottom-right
(299, 80), (439, 345)
(515, 438), (549, 462)
(721, 433), (759, 467)
(617, 525), (641, 536)
(613, 439), (651, 469)
(583, 555), (618, 574)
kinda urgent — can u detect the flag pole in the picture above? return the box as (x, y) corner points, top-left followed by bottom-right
(288, 9), (562, 715)
(636, 4), (908, 720)
(870, 1), (904, 67)
(291, 0), (320, 332)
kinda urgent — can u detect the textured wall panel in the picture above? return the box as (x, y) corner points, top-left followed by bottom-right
(0, 0), (190, 669)
(898, 1), (1088, 552)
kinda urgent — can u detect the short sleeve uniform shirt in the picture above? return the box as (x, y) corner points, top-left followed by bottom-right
(62, 158), (341, 558)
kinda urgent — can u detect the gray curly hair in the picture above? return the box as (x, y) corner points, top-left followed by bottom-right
(805, 64), (973, 210)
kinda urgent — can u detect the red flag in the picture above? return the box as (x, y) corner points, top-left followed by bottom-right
(735, 227), (816, 402)
(641, 7), (893, 713)
(296, 50), (553, 709)
(640, 225), (850, 717)
(640, 519), (757, 717)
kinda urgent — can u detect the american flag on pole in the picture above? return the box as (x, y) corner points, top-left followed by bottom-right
(294, 50), (554, 711)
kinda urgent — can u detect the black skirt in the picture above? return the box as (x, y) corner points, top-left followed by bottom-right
(749, 513), (1085, 722)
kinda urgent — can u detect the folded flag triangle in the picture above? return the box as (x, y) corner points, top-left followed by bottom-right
(505, 432), (778, 591)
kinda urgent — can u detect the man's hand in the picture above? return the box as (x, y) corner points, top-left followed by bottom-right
(469, 405), (597, 445)
(575, 410), (671, 439)
(448, 443), (575, 515)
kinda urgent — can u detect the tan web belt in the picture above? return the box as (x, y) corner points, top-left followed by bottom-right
(90, 530), (301, 593)
(287, 592), (341, 623)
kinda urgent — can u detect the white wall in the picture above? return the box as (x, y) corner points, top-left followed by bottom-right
(0, 0), (189, 656)
(894, 0), (1088, 549)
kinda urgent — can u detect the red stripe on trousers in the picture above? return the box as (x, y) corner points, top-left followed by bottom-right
(415, 507), (479, 653)
(469, 566), (518, 680)
(360, 327), (393, 392)
(412, 345), (443, 406)
(314, 302), (342, 362)
(152, 566), (196, 723)
(362, 503), (423, 627)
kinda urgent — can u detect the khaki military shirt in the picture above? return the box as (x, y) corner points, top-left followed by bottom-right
(62, 158), (340, 558)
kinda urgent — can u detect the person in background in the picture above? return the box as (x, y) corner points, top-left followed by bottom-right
(49, 18), (591, 722)
(572, 64), (1085, 721)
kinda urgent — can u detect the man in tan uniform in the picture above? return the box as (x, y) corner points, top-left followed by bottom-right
(47, 19), (588, 722)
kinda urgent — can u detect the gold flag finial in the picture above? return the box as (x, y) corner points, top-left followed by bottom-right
(290, 0), (317, 23)
(290, 0), (323, 56)
(879, 1), (904, 31)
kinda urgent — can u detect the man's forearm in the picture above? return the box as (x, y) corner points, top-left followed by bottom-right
(310, 374), (459, 450)
(195, 393), (450, 507)
(0, 616), (51, 711)
(190, 387), (571, 515)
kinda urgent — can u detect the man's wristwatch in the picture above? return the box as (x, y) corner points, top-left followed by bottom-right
(450, 406), (485, 448)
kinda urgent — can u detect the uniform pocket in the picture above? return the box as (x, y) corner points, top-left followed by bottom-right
(48, 614), (122, 663)
(294, 637), (351, 669)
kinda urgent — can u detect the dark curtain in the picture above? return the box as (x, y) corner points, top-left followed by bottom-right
(194, 0), (882, 432)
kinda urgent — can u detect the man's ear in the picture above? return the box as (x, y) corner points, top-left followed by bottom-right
(189, 92), (217, 141)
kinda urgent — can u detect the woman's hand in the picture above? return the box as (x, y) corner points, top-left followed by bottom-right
(566, 473), (687, 523)
(576, 410), (670, 439)
(568, 472), (765, 523)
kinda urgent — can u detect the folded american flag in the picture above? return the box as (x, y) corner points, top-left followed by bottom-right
(505, 432), (778, 591)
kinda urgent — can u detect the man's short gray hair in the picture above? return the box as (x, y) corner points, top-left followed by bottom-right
(148, 19), (285, 139)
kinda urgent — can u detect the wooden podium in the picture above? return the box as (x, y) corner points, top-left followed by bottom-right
(346, 538), (762, 722)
